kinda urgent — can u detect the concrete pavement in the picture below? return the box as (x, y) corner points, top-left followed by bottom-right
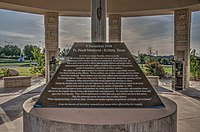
(0, 77), (45, 132)
(0, 78), (200, 132)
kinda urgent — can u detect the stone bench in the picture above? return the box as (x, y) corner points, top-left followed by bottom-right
(3, 76), (31, 88)
(147, 76), (159, 87)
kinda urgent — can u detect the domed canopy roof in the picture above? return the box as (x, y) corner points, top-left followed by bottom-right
(0, 0), (200, 16)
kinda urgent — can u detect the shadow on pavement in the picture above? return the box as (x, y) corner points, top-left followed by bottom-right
(155, 86), (173, 94)
(178, 87), (200, 101)
(0, 84), (45, 125)
(0, 87), (27, 95)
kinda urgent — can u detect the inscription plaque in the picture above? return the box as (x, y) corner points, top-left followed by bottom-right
(35, 42), (164, 108)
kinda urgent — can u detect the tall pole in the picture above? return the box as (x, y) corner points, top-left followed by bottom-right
(91, 0), (107, 42)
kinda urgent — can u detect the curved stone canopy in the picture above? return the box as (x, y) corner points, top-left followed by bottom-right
(0, 0), (200, 16)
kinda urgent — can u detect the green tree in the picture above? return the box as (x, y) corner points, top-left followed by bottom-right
(190, 49), (200, 81)
(23, 45), (40, 60)
(146, 45), (157, 62)
(13, 45), (21, 57)
(3, 45), (21, 57)
(30, 47), (45, 75)
(0, 46), (3, 57)
(160, 58), (169, 65)
(145, 61), (165, 78)
(138, 53), (146, 68)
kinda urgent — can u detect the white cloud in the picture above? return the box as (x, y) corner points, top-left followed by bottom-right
(0, 9), (199, 55)
(59, 17), (90, 49)
(0, 30), (34, 39)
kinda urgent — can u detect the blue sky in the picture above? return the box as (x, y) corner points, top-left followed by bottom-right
(0, 9), (199, 56)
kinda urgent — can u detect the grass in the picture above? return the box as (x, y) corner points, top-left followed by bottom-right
(0, 58), (31, 66)
(163, 65), (172, 74)
(0, 58), (17, 62)
(139, 64), (172, 75)
(0, 67), (42, 77)
(0, 58), (41, 77)
(16, 67), (38, 76)
(0, 62), (30, 66)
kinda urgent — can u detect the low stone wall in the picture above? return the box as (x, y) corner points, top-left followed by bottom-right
(3, 76), (31, 88)
(23, 96), (177, 132)
(147, 76), (159, 87)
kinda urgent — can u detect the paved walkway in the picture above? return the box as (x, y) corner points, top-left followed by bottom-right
(0, 78), (199, 132)
(159, 79), (200, 132)
(0, 77), (45, 132)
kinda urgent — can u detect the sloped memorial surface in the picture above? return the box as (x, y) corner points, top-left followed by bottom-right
(35, 42), (164, 108)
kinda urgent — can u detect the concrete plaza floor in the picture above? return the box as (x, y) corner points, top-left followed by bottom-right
(0, 78), (200, 132)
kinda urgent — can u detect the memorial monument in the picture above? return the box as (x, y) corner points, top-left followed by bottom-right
(34, 42), (164, 108)
(23, 0), (177, 132)
(34, 0), (163, 109)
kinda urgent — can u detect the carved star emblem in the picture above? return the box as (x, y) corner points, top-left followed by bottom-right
(178, 13), (186, 21)
(48, 16), (56, 23)
(111, 17), (119, 25)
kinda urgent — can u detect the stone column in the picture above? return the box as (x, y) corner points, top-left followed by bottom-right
(109, 14), (121, 42)
(91, 0), (107, 42)
(44, 12), (59, 82)
(174, 9), (191, 89)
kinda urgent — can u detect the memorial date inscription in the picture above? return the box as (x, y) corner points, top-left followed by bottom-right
(35, 42), (164, 108)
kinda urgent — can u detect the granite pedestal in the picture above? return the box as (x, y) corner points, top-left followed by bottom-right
(23, 96), (177, 132)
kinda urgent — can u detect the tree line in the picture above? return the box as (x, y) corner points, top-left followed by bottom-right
(0, 44), (41, 60)
(137, 54), (174, 66)
(0, 45), (21, 58)
(137, 46), (200, 80)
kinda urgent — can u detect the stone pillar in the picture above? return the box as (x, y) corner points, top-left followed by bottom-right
(109, 14), (121, 42)
(44, 12), (59, 82)
(91, 0), (107, 42)
(174, 9), (191, 89)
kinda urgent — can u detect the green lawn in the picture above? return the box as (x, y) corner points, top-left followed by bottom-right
(0, 62), (30, 66)
(0, 58), (17, 62)
(0, 58), (31, 66)
(0, 58), (41, 77)
(0, 67), (41, 77)
(16, 67), (39, 76)
(139, 64), (172, 75)
(163, 65), (172, 74)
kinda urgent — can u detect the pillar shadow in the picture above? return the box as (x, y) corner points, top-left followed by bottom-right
(154, 86), (173, 94)
(178, 87), (200, 101)
(0, 87), (27, 95)
(0, 84), (45, 125)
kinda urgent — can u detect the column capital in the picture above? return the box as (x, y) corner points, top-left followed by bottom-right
(174, 9), (191, 24)
(45, 12), (59, 25)
(109, 14), (121, 26)
(109, 14), (121, 42)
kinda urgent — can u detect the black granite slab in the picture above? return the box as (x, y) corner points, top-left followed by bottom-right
(34, 42), (164, 108)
